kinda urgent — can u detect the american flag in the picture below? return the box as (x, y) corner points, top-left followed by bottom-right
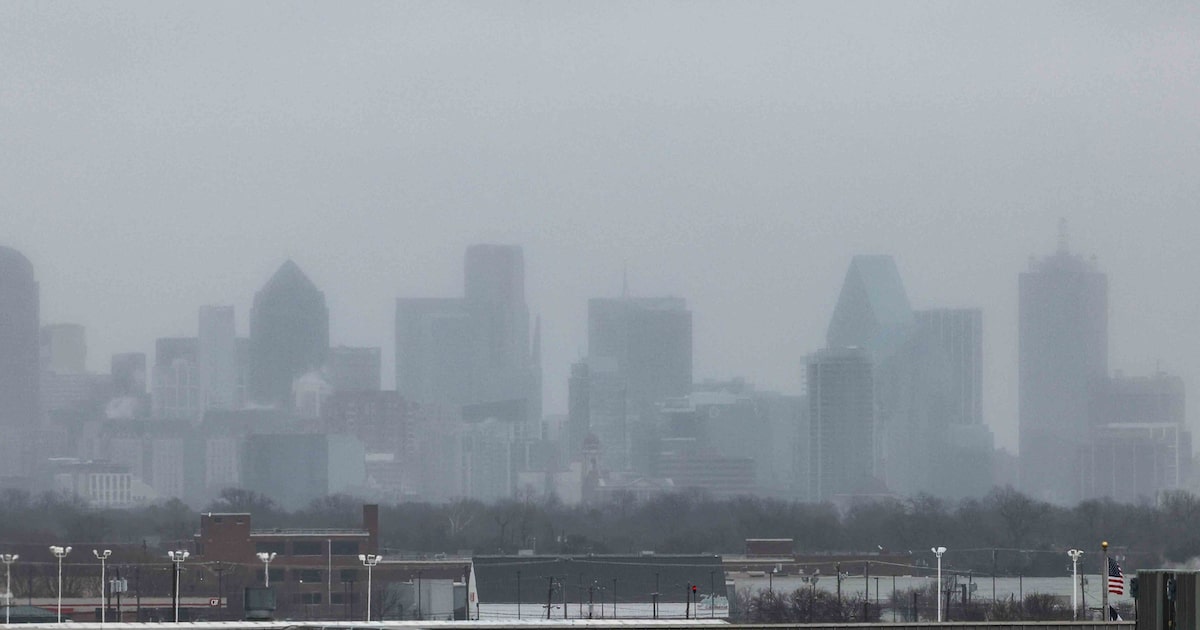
(1107, 557), (1125, 596)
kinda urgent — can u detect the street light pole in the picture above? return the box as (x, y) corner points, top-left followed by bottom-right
(931, 547), (947, 623)
(93, 550), (111, 625)
(49, 546), (71, 624)
(167, 550), (189, 623)
(1068, 549), (1083, 621)
(358, 554), (381, 622)
(2, 554), (17, 626)
(256, 552), (277, 588)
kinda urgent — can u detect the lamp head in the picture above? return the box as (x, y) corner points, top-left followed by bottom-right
(358, 554), (366, 562)
(932, 546), (947, 555)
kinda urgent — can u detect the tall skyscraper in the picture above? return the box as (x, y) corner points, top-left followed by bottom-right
(1018, 228), (1107, 503)
(913, 308), (994, 498)
(153, 337), (199, 420)
(807, 347), (875, 501)
(914, 309), (983, 427)
(249, 261), (330, 408)
(587, 297), (692, 413)
(197, 305), (238, 411)
(825, 256), (992, 498)
(0, 246), (40, 432)
(395, 245), (539, 421)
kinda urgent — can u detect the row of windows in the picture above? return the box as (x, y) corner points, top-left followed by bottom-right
(289, 593), (361, 605)
(257, 568), (363, 583)
(254, 540), (361, 556)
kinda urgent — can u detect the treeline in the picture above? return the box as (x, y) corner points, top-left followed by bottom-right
(1, 486), (1195, 576)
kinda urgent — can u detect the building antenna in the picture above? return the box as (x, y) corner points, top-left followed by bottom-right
(1056, 217), (1069, 255)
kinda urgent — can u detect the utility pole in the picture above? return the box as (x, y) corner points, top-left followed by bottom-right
(836, 562), (843, 617)
(545, 577), (554, 620)
(864, 561), (870, 621)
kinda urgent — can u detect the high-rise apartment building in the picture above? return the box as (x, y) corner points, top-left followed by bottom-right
(807, 347), (875, 501)
(249, 261), (329, 408)
(198, 305), (238, 411)
(1018, 231), (1107, 503)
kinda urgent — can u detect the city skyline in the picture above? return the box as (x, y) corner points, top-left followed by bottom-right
(0, 230), (1189, 456)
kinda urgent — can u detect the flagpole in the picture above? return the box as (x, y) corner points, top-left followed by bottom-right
(1101, 541), (1109, 620)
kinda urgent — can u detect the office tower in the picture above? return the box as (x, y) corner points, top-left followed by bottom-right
(914, 309), (983, 426)
(153, 337), (199, 420)
(249, 261), (330, 408)
(1019, 227), (1107, 503)
(40, 323), (86, 374)
(914, 308), (994, 498)
(327, 346), (382, 393)
(396, 298), (480, 406)
(825, 255), (914, 493)
(826, 255), (915, 358)
(198, 305), (238, 411)
(1082, 371), (1191, 501)
(241, 433), (366, 510)
(807, 347), (875, 501)
(111, 353), (147, 397)
(567, 361), (591, 458)
(395, 245), (539, 419)
(0, 246), (40, 430)
(587, 297), (692, 413)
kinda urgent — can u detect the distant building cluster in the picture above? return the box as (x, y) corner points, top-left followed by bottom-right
(0, 227), (1189, 509)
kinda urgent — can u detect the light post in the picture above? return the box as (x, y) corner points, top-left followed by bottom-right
(93, 550), (111, 625)
(2, 554), (17, 626)
(167, 550), (189, 623)
(931, 547), (947, 623)
(1068, 549), (1083, 621)
(49, 546), (71, 624)
(256, 552), (277, 587)
(358, 553), (381, 622)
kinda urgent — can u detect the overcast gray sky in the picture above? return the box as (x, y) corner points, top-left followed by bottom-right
(2, 1), (1198, 452)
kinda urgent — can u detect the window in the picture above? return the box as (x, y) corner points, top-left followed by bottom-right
(292, 541), (323, 556)
(339, 569), (359, 582)
(255, 541), (285, 555)
(257, 568), (284, 583)
(293, 593), (322, 605)
(330, 540), (360, 555)
(293, 569), (322, 583)
(331, 593), (360, 604)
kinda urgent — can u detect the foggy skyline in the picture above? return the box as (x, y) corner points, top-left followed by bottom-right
(3, 1), (1198, 454)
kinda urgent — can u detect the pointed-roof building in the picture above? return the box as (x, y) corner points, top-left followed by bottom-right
(249, 260), (329, 408)
(826, 255), (915, 360)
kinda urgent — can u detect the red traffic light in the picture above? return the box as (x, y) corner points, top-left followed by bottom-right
(692, 585), (697, 592)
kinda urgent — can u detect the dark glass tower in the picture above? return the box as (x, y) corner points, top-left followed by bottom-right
(249, 260), (329, 408)
(0, 246), (40, 430)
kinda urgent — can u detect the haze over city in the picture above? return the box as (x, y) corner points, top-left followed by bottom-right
(1, 1), (1198, 479)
